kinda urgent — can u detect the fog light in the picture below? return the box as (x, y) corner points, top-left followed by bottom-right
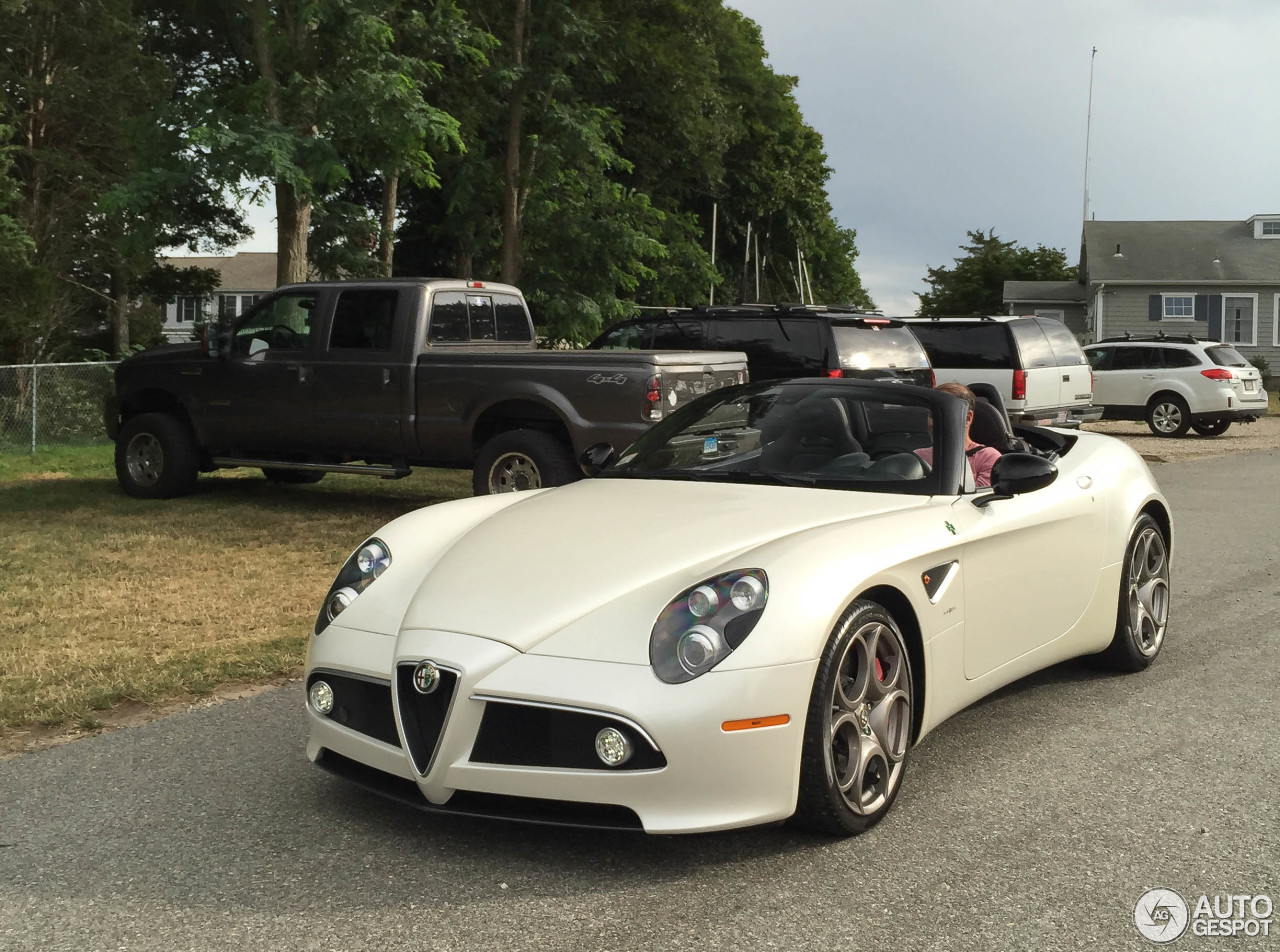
(309, 680), (334, 715)
(594, 727), (633, 766)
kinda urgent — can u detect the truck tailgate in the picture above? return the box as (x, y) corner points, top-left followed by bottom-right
(648, 350), (748, 408)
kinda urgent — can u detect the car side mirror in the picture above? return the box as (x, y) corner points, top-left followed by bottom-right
(579, 442), (616, 477)
(201, 325), (230, 359)
(973, 452), (1057, 508)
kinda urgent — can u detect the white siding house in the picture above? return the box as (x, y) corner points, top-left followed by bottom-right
(161, 252), (277, 342)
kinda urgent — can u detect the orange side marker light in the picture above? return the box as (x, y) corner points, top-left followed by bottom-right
(721, 714), (790, 732)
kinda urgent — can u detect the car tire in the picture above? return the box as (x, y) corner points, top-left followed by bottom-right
(1092, 514), (1170, 672)
(1191, 420), (1231, 437)
(261, 468), (326, 484)
(1145, 394), (1191, 437)
(792, 599), (914, 836)
(115, 413), (200, 499)
(472, 429), (579, 495)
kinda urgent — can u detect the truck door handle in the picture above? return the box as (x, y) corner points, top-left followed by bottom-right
(289, 365), (309, 383)
(1141, 374), (1156, 379)
(1062, 374), (1070, 382)
(382, 369), (391, 386)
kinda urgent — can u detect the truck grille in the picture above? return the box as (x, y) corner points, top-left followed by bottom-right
(395, 662), (459, 775)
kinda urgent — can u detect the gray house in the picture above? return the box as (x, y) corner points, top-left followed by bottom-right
(1005, 216), (1280, 372)
(160, 252), (277, 342)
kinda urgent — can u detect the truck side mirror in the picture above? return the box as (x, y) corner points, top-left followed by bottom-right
(579, 442), (616, 477)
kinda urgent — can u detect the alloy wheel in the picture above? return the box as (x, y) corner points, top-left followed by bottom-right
(827, 620), (912, 815)
(1150, 402), (1183, 434)
(1127, 526), (1170, 656)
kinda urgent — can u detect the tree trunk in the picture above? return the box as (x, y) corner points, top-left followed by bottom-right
(110, 271), (130, 356)
(499, 0), (530, 285)
(275, 180), (311, 285)
(379, 171), (399, 277)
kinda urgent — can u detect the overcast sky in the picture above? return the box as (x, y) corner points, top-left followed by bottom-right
(728, 0), (1280, 314)
(231, 1), (1280, 315)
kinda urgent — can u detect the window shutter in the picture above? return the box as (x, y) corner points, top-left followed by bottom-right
(1148, 294), (1162, 321)
(1207, 295), (1222, 339)
(1194, 294), (1209, 322)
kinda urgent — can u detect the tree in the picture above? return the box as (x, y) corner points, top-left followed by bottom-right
(917, 229), (1078, 316)
(145, 0), (467, 285)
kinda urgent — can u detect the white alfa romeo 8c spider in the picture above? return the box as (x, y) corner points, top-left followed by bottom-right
(304, 379), (1172, 835)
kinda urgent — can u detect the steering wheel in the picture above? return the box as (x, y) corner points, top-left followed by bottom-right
(268, 324), (302, 349)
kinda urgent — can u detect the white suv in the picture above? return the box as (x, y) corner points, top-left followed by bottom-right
(905, 315), (1098, 426)
(1083, 335), (1268, 437)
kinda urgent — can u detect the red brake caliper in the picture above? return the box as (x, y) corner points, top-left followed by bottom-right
(874, 657), (885, 682)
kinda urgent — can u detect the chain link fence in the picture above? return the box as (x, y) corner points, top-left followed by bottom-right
(0, 362), (119, 452)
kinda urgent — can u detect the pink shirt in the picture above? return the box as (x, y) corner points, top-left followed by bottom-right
(915, 444), (1001, 489)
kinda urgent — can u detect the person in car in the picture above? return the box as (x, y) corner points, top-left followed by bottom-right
(917, 382), (1002, 489)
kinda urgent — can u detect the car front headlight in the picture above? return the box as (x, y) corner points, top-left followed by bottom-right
(649, 569), (768, 683)
(314, 537), (392, 635)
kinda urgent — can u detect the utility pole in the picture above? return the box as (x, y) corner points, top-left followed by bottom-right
(709, 203), (718, 306)
(1082, 46), (1097, 223)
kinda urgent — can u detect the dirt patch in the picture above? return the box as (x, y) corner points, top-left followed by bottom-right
(0, 670), (302, 761)
(1083, 415), (1280, 463)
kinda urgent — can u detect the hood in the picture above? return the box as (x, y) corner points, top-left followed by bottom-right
(401, 477), (926, 651)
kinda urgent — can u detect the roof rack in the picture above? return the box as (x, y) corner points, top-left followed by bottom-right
(1096, 332), (1215, 345)
(686, 303), (887, 318)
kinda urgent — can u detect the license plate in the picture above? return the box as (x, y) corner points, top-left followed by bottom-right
(1244, 380), (1256, 391)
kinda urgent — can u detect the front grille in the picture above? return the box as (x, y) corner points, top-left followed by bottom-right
(307, 671), (400, 747)
(316, 749), (644, 831)
(395, 662), (459, 775)
(470, 701), (666, 771)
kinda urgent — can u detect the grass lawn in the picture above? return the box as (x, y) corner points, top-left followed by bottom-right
(0, 445), (470, 735)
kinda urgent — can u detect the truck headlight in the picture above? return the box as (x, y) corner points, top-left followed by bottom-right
(315, 537), (392, 634)
(649, 569), (767, 683)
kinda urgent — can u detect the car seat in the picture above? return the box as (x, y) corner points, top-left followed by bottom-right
(759, 397), (862, 472)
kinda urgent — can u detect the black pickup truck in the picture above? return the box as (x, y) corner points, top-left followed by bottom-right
(105, 279), (747, 497)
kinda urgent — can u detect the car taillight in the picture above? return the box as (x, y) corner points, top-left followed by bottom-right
(644, 374), (664, 421)
(1201, 368), (1233, 380)
(1012, 369), (1027, 400)
(929, 369), (936, 388)
(824, 368), (844, 378)
(1090, 370), (1095, 390)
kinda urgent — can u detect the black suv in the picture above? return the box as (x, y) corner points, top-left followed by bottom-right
(587, 305), (934, 385)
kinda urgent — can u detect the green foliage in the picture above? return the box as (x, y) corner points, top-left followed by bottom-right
(1249, 355), (1271, 391)
(918, 229), (1078, 317)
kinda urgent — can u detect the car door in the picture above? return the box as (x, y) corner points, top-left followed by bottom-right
(302, 287), (409, 458)
(203, 289), (326, 454)
(949, 467), (1107, 679)
(1103, 346), (1161, 409)
(1038, 318), (1092, 411)
(1008, 320), (1062, 419)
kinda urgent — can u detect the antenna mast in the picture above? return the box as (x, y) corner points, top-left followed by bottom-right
(1082, 46), (1097, 222)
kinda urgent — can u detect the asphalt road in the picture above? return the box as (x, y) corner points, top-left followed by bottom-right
(2, 450), (1278, 952)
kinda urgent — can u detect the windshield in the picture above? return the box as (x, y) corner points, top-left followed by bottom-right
(607, 382), (942, 494)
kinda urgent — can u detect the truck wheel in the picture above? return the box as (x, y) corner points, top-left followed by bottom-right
(262, 468), (326, 484)
(473, 430), (579, 495)
(115, 413), (200, 499)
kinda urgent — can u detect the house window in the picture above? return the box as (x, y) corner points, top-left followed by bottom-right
(1221, 294), (1257, 346)
(176, 296), (205, 324)
(218, 294), (239, 320)
(1262, 220), (1280, 237)
(1161, 294), (1195, 320)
